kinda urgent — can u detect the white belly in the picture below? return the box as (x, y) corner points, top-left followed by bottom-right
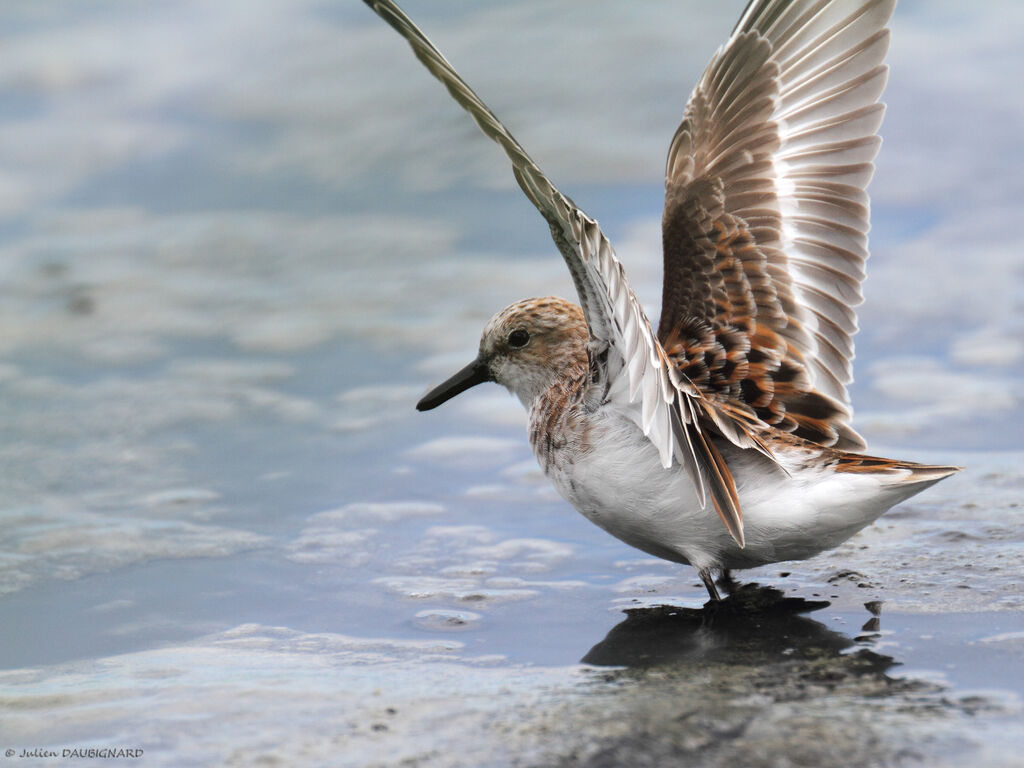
(540, 409), (895, 572)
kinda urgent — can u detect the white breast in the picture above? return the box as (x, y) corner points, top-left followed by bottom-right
(536, 406), (898, 572)
(541, 408), (725, 571)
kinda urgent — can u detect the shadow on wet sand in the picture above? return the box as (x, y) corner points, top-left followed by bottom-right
(583, 582), (894, 675)
(554, 584), (956, 767)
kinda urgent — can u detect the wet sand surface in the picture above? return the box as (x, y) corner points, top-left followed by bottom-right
(1, 2), (1023, 766)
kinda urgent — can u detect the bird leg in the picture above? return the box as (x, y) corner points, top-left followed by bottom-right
(717, 568), (738, 596)
(699, 568), (722, 602)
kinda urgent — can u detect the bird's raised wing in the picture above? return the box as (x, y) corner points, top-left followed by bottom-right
(364, 0), (768, 546)
(659, 0), (894, 450)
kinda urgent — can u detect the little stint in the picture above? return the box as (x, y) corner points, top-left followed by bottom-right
(367, 0), (960, 601)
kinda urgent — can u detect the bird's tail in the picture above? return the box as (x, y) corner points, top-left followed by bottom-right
(833, 452), (962, 503)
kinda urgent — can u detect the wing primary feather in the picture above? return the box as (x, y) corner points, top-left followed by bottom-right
(693, 424), (744, 548)
(670, 396), (707, 508)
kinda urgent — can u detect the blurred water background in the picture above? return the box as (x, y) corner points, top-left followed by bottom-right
(1, 1), (1023, 765)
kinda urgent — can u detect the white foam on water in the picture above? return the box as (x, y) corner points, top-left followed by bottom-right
(0, 503), (268, 597)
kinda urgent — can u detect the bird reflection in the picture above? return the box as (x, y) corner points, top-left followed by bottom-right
(582, 582), (893, 674)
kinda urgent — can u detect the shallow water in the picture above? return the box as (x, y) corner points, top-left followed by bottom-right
(2, 1), (1023, 766)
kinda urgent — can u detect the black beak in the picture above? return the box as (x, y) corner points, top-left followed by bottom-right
(416, 358), (493, 411)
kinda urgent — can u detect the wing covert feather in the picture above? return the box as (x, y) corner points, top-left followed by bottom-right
(661, 0), (896, 451)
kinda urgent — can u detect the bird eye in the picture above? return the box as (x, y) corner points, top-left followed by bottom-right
(507, 329), (530, 348)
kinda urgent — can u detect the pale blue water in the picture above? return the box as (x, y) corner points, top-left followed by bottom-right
(2, 2), (1023, 766)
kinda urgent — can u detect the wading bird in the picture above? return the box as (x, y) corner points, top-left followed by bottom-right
(366, 0), (959, 601)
